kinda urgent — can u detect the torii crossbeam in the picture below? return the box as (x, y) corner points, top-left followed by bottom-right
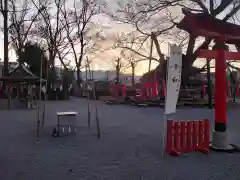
(177, 9), (240, 152)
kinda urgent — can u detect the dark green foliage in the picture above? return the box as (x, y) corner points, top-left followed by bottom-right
(47, 68), (57, 85)
(19, 41), (48, 79)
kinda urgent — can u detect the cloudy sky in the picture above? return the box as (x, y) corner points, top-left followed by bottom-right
(0, 0), (150, 74)
(0, 0), (238, 75)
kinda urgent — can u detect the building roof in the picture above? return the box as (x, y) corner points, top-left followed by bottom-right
(0, 64), (45, 83)
(177, 9), (240, 44)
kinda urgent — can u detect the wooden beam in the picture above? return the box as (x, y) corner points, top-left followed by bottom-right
(224, 51), (240, 60)
(198, 50), (240, 60)
(198, 50), (218, 59)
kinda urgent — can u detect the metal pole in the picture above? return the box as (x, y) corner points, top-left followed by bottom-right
(95, 105), (100, 138)
(206, 58), (213, 109)
(37, 54), (43, 139)
(87, 65), (91, 129)
(92, 78), (100, 138)
(87, 99), (91, 129)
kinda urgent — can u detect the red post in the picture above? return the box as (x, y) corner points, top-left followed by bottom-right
(237, 85), (240, 96)
(198, 119), (210, 153)
(148, 82), (152, 97)
(214, 42), (227, 132)
(122, 84), (126, 97)
(204, 119), (210, 148)
(198, 120), (204, 147)
(186, 121), (192, 152)
(166, 120), (181, 156)
(174, 121), (180, 152)
(156, 82), (160, 96)
(180, 121), (186, 152)
(152, 82), (157, 97)
(166, 120), (174, 154)
(192, 121), (198, 150)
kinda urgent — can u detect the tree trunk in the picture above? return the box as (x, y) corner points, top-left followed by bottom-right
(49, 51), (55, 72)
(85, 67), (88, 81)
(91, 70), (94, 80)
(76, 66), (82, 87)
(3, 0), (8, 77)
(142, 37), (211, 86)
(88, 67), (92, 80)
(131, 66), (135, 90)
(106, 71), (109, 81)
(1, 0), (9, 95)
(116, 65), (120, 82)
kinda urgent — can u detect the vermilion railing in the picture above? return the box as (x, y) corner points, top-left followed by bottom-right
(166, 119), (210, 156)
(110, 80), (240, 100)
(109, 80), (166, 99)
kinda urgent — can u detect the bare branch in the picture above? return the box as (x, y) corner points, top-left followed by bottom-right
(223, 2), (240, 21)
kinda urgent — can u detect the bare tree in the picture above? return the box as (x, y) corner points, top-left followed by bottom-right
(109, 51), (130, 83)
(114, 32), (153, 64)
(60, 0), (102, 86)
(124, 55), (140, 89)
(114, 32), (147, 87)
(85, 56), (93, 80)
(7, 0), (44, 61)
(117, 36), (141, 88)
(0, 0), (9, 76)
(31, 0), (70, 71)
(111, 0), (240, 84)
(129, 56), (137, 89)
(115, 57), (122, 82)
(110, 1), (177, 79)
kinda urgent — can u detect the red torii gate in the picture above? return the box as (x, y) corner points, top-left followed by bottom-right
(177, 9), (240, 152)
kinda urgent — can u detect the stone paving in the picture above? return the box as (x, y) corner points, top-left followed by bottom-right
(1, 97), (240, 180)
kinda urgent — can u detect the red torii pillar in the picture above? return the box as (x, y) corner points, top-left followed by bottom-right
(198, 41), (240, 151)
(177, 9), (240, 151)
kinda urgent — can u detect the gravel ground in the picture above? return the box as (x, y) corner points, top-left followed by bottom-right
(1, 97), (240, 180)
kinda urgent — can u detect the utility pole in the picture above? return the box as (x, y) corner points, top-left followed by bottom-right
(3, 0), (8, 76)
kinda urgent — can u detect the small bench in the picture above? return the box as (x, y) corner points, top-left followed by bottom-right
(57, 112), (78, 135)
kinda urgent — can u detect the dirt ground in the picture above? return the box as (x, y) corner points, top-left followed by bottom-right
(1, 97), (240, 180)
